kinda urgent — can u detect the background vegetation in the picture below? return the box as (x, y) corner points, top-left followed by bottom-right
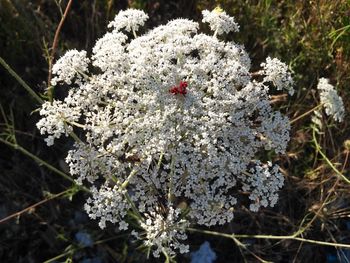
(0, 0), (350, 262)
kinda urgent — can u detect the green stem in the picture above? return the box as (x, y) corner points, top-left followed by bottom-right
(162, 248), (172, 263)
(120, 169), (143, 220)
(124, 191), (143, 221)
(312, 127), (350, 184)
(67, 121), (86, 129)
(121, 169), (138, 189)
(213, 29), (218, 38)
(0, 57), (44, 104)
(69, 131), (83, 144)
(168, 155), (175, 203)
(110, 172), (142, 221)
(43, 249), (72, 263)
(0, 138), (89, 192)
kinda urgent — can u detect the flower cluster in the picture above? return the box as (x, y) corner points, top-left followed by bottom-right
(169, 81), (188, 96)
(37, 9), (293, 257)
(138, 207), (189, 257)
(36, 100), (81, 146)
(242, 161), (285, 212)
(107, 9), (149, 33)
(261, 57), (294, 95)
(317, 78), (345, 122)
(51, 49), (89, 86)
(84, 184), (130, 230)
(202, 8), (239, 35)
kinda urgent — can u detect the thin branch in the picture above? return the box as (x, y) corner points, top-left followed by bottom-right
(0, 189), (70, 224)
(312, 128), (350, 184)
(44, 233), (129, 263)
(0, 138), (89, 192)
(188, 228), (350, 249)
(290, 104), (323, 124)
(0, 57), (44, 104)
(47, 0), (74, 102)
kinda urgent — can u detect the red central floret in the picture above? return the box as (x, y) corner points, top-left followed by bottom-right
(169, 81), (188, 96)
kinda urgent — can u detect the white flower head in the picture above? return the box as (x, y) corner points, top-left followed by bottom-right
(202, 9), (239, 35)
(108, 9), (149, 33)
(51, 49), (89, 86)
(261, 57), (294, 95)
(37, 8), (292, 257)
(317, 78), (345, 122)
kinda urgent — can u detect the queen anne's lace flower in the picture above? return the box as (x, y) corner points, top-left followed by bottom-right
(92, 31), (128, 72)
(37, 8), (293, 257)
(317, 78), (345, 122)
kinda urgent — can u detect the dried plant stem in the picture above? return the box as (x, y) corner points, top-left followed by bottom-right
(47, 0), (74, 102)
(341, 150), (349, 173)
(0, 57), (44, 104)
(187, 228), (350, 249)
(0, 188), (71, 224)
(290, 103), (323, 124)
(44, 233), (129, 263)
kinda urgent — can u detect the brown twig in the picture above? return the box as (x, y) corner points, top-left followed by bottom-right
(341, 150), (349, 173)
(0, 189), (70, 224)
(47, 0), (74, 102)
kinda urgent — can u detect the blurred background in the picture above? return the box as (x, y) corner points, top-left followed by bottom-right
(0, 0), (350, 262)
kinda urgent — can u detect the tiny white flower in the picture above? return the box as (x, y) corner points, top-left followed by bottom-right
(243, 161), (284, 212)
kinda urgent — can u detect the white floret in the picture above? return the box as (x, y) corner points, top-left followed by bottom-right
(84, 184), (130, 230)
(241, 161), (284, 212)
(202, 9), (239, 35)
(317, 78), (345, 122)
(51, 49), (89, 86)
(261, 57), (294, 95)
(36, 100), (80, 146)
(139, 207), (189, 257)
(108, 9), (148, 33)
